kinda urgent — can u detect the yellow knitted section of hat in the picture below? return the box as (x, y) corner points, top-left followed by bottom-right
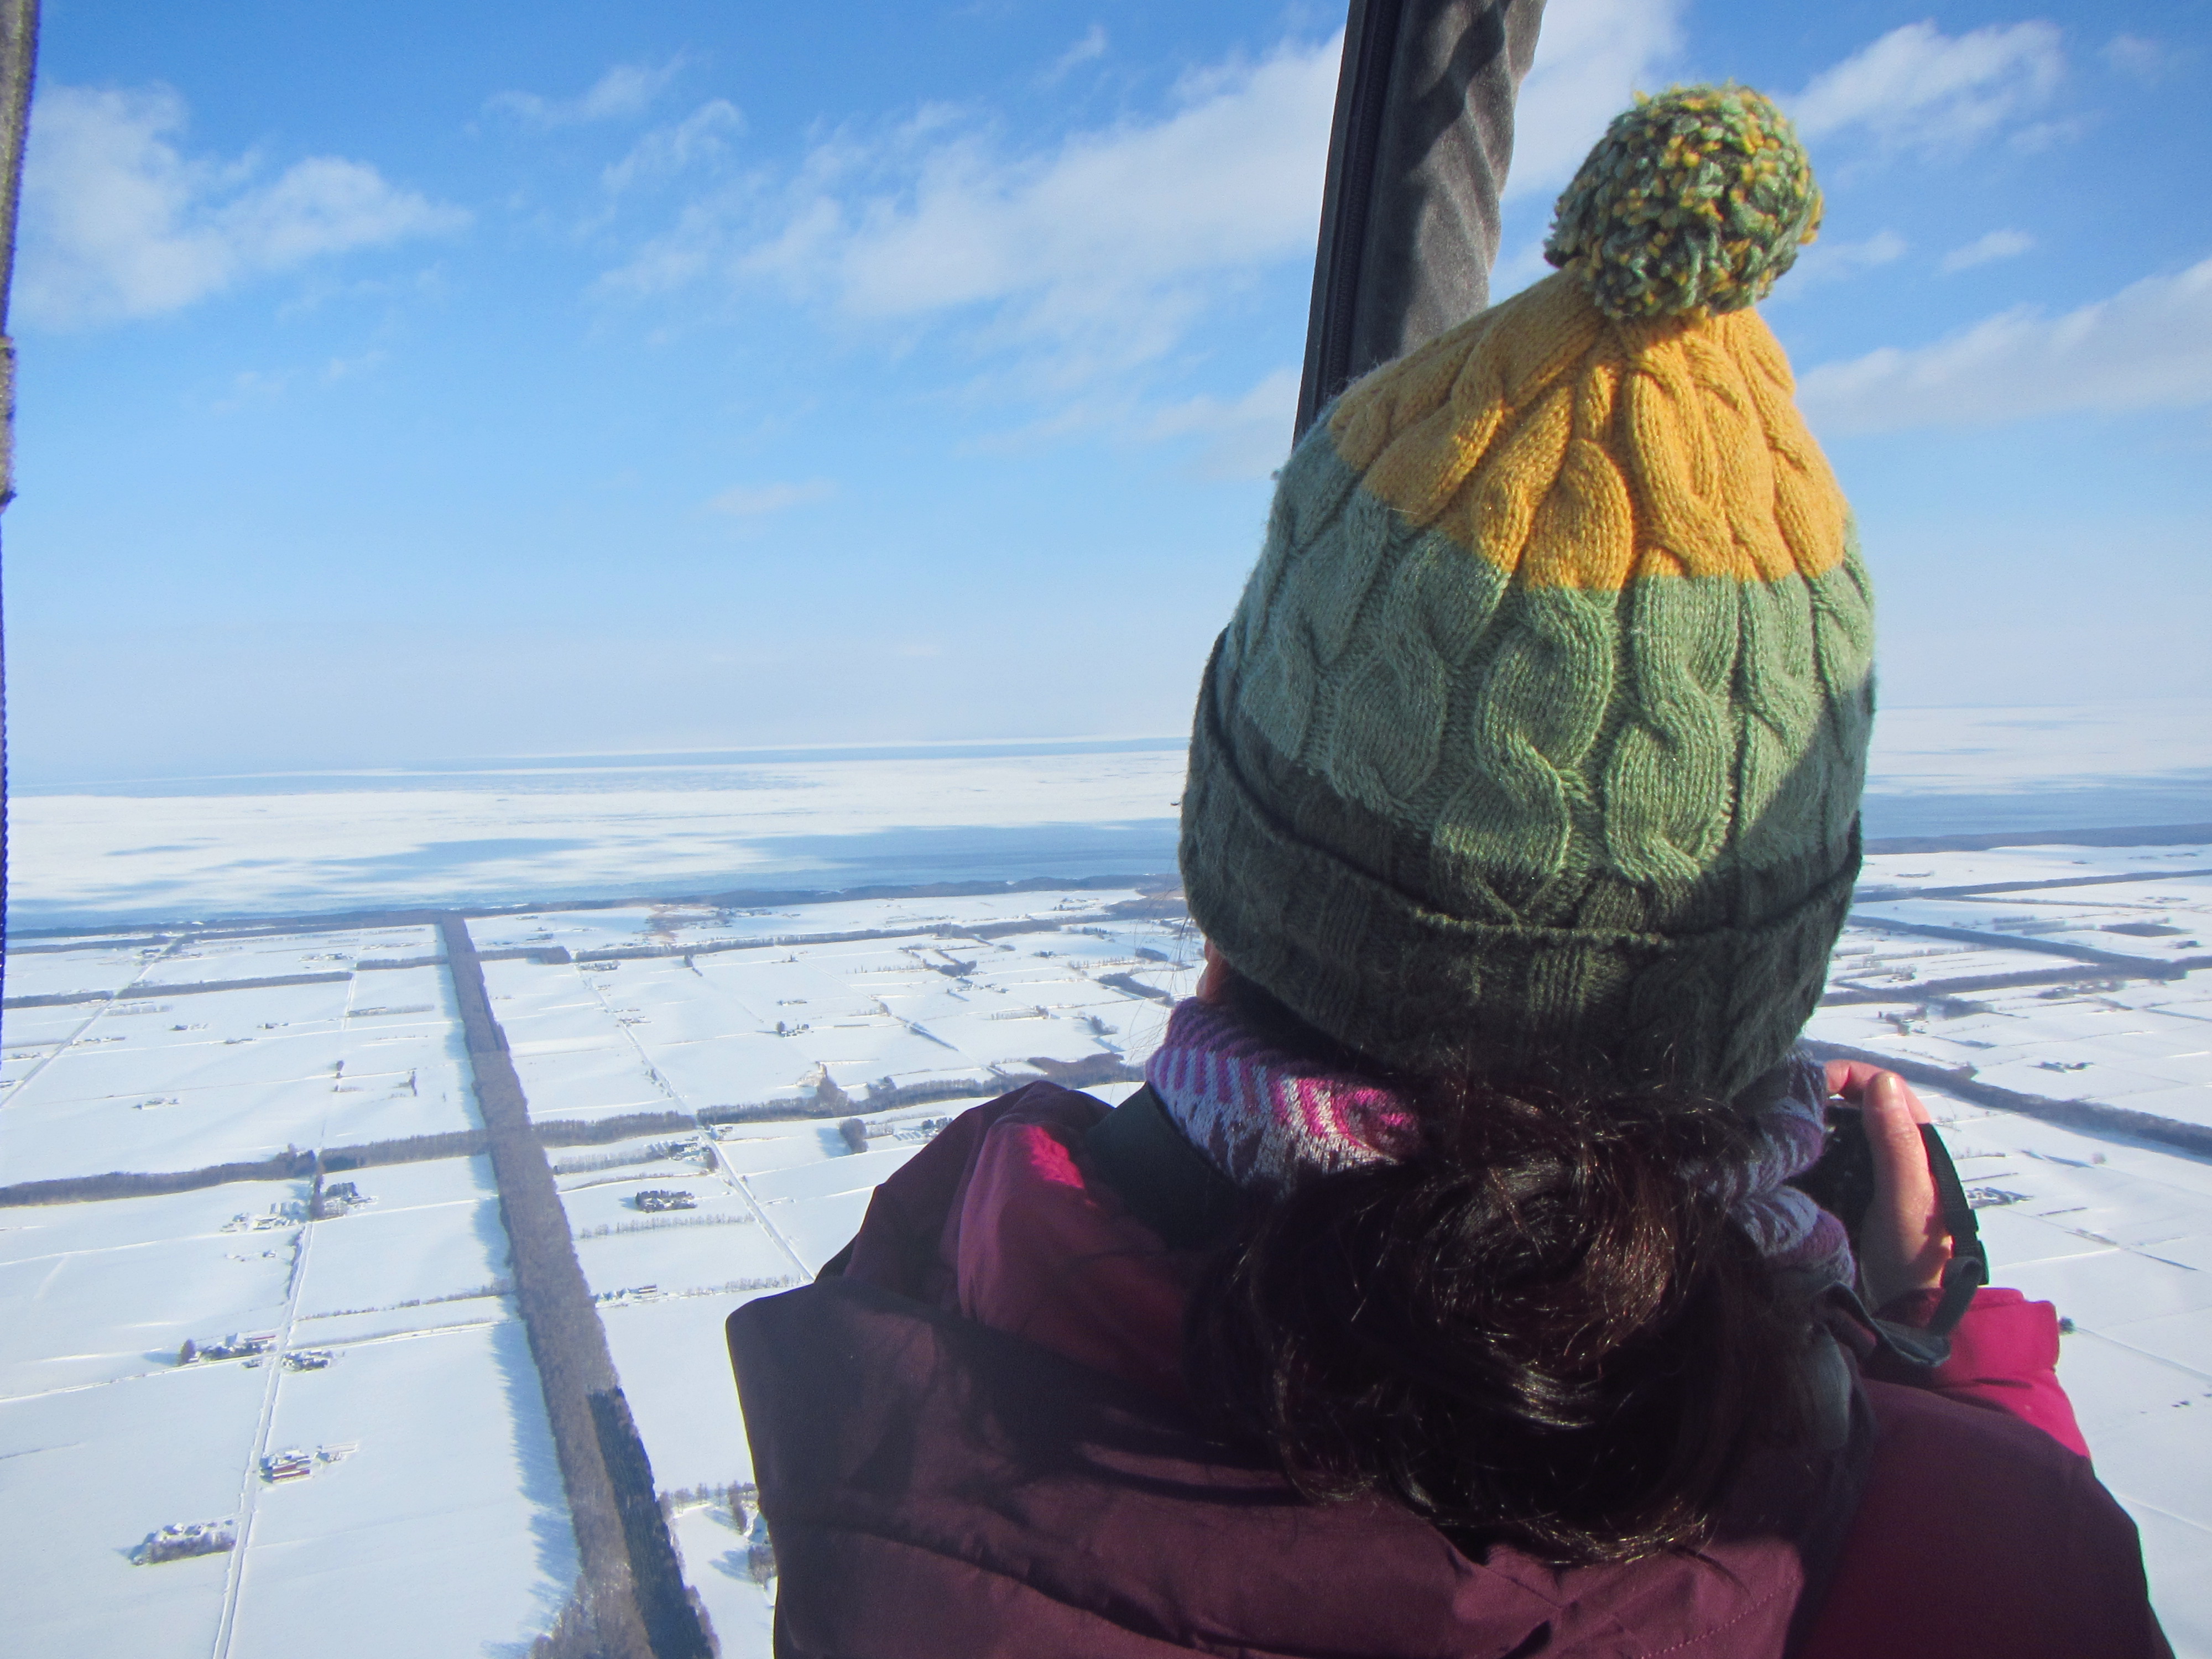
(1327, 270), (1848, 591)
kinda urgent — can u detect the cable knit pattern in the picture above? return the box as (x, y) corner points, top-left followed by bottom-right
(1145, 998), (1853, 1288)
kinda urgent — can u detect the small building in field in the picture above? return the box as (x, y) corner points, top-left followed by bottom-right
(262, 1448), (314, 1483)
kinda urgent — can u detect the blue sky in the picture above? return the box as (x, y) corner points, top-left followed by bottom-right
(8, 0), (2209, 782)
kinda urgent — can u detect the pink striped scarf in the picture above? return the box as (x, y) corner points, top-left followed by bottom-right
(1142, 998), (1853, 1286)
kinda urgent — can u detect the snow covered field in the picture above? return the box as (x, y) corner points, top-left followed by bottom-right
(224, 1321), (571, 1659)
(0, 1147), (569, 1659)
(0, 928), (474, 1188)
(5, 839), (2212, 1655)
(1813, 844), (2212, 1129)
(0, 1361), (268, 1659)
(6, 703), (2206, 930)
(484, 885), (1185, 1126)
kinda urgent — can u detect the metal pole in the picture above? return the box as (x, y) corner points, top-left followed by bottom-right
(0, 0), (36, 1000)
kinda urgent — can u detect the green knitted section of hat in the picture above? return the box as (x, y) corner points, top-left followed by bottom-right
(1181, 677), (1863, 1095)
(1179, 425), (1874, 1095)
(1543, 84), (1822, 321)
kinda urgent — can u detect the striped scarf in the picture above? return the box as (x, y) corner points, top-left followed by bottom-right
(1142, 997), (1853, 1286)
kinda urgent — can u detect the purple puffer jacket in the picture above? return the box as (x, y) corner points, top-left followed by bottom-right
(735, 1275), (1874, 1658)
(728, 1086), (2166, 1658)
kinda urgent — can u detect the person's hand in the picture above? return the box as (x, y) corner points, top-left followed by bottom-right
(1825, 1060), (1953, 1313)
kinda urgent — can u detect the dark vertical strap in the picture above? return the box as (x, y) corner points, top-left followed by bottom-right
(1919, 1123), (1989, 1337)
(1083, 1084), (1240, 1250)
(1823, 1124), (1993, 1372)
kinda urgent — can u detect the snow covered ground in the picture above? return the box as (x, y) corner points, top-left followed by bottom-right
(6, 745), (1192, 926)
(669, 1500), (776, 1656)
(223, 1321), (571, 1659)
(484, 885), (1185, 1126)
(1908, 1088), (2212, 1659)
(7, 702), (2206, 929)
(0, 958), (476, 1186)
(5, 842), (2211, 1655)
(0, 1360), (268, 1659)
(0, 1149), (569, 1659)
(1814, 843), (2212, 1129)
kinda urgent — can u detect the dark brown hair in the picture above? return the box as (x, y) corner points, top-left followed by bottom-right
(1181, 973), (1815, 1564)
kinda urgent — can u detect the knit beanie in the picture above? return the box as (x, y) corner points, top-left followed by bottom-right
(1180, 85), (1872, 1100)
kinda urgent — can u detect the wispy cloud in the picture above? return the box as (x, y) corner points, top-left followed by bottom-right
(1940, 228), (2034, 273)
(1788, 21), (2064, 150)
(602, 6), (1684, 395)
(210, 366), (290, 414)
(602, 100), (745, 195)
(323, 347), (388, 382)
(1146, 366), (1299, 479)
(1779, 228), (1907, 295)
(606, 35), (1339, 387)
(2101, 34), (2173, 85)
(1504, 0), (1686, 199)
(486, 57), (686, 128)
(18, 84), (467, 328)
(1797, 255), (2212, 434)
(1042, 24), (1108, 85)
(707, 478), (835, 517)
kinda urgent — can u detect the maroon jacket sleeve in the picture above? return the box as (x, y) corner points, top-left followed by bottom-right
(1871, 1286), (2089, 1457)
(1806, 1380), (2170, 1659)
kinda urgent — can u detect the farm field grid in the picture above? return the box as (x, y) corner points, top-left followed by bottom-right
(4, 846), (2212, 1657)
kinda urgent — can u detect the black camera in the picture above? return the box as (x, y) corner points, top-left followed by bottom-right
(1788, 1103), (1879, 1241)
(1786, 1092), (1989, 1337)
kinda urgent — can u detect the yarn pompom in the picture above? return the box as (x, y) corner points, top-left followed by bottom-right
(1544, 84), (1822, 322)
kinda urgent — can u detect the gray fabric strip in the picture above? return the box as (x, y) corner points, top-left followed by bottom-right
(1298, 0), (1548, 436)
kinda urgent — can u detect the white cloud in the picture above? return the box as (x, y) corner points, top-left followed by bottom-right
(602, 100), (745, 194)
(1505, 0), (1686, 199)
(210, 367), (290, 413)
(324, 347), (388, 382)
(601, 9), (1679, 404)
(1146, 366), (1299, 479)
(1788, 21), (2063, 150)
(2101, 34), (2171, 84)
(487, 58), (685, 127)
(18, 84), (468, 328)
(1043, 24), (1109, 85)
(609, 35), (1340, 385)
(1780, 228), (1907, 295)
(1940, 228), (2034, 273)
(707, 478), (835, 516)
(1797, 255), (2212, 434)
(826, 45), (1335, 332)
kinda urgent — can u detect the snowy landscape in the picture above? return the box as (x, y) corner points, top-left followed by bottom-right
(4, 728), (2211, 1656)
(0, 877), (1193, 1658)
(10, 703), (2209, 930)
(13, 0), (2212, 1646)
